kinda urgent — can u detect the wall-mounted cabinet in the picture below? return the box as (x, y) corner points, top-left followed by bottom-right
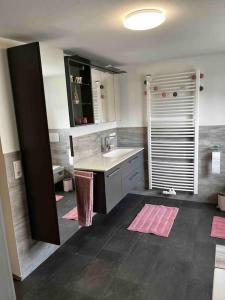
(7, 42), (123, 246)
(64, 56), (122, 127)
(7, 42), (60, 245)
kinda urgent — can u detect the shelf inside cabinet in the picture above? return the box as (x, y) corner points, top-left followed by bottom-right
(64, 56), (94, 127)
(71, 82), (90, 86)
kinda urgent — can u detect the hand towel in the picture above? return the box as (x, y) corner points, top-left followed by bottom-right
(74, 170), (94, 227)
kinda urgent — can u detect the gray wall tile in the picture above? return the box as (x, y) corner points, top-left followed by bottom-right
(4, 125), (225, 280)
(3, 152), (59, 279)
(72, 129), (117, 162)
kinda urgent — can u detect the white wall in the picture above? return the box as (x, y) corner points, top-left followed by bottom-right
(40, 43), (70, 129)
(0, 38), (22, 277)
(0, 39), (22, 154)
(0, 141), (21, 277)
(119, 53), (225, 127)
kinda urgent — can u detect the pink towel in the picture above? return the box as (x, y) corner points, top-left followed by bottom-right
(63, 207), (78, 220)
(211, 216), (225, 239)
(128, 204), (179, 237)
(74, 170), (94, 227)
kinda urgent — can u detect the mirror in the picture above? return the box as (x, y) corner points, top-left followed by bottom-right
(40, 44), (79, 244)
(64, 55), (118, 127)
(91, 67), (116, 124)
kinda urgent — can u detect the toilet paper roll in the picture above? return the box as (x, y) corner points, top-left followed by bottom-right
(212, 151), (220, 174)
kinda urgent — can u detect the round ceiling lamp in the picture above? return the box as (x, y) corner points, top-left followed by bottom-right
(123, 9), (166, 31)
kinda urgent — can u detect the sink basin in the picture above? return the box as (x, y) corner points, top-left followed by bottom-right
(103, 148), (134, 158)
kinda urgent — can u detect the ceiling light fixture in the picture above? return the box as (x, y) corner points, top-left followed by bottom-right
(123, 9), (166, 31)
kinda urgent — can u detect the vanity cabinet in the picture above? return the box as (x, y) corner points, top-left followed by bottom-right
(122, 154), (142, 197)
(93, 150), (144, 214)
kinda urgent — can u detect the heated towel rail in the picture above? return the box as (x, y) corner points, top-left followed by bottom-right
(146, 71), (200, 194)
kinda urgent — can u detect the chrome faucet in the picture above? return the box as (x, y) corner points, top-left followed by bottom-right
(101, 133), (116, 153)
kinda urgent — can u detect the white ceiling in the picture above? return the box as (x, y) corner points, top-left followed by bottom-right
(1, 0), (225, 65)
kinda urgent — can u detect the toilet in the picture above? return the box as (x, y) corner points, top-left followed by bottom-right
(52, 165), (64, 184)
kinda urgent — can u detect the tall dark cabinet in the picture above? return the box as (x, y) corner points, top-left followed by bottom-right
(7, 42), (60, 245)
(64, 56), (94, 126)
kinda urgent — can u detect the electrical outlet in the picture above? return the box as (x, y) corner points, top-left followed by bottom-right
(13, 160), (22, 179)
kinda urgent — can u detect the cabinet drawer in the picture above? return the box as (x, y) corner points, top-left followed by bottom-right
(122, 170), (141, 196)
(105, 166), (123, 212)
(122, 153), (141, 176)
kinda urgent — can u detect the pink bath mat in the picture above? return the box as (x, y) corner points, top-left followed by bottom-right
(128, 204), (179, 237)
(63, 207), (78, 220)
(56, 195), (64, 202)
(211, 216), (225, 239)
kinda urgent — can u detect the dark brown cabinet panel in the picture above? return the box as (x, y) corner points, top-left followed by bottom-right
(7, 42), (60, 245)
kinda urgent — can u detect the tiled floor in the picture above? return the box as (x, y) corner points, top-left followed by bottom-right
(15, 194), (225, 300)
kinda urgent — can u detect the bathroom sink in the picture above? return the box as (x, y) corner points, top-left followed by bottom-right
(103, 148), (134, 158)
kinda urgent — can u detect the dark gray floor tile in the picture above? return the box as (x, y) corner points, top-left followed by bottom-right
(66, 234), (108, 258)
(168, 221), (196, 250)
(71, 250), (121, 298)
(116, 238), (162, 285)
(193, 241), (216, 268)
(15, 194), (220, 300)
(144, 260), (191, 300)
(103, 277), (145, 300)
(137, 230), (168, 247)
(185, 278), (212, 300)
(16, 248), (93, 299)
(175, 206), (200, 226)
(103, 228), (138, 254)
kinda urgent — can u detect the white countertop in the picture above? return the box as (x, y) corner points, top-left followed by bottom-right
(74, 147), (144, 172)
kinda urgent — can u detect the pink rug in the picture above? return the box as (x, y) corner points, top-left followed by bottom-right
(56, 195), (64, 202)
(63, 207), (78, 220)
(128, 204), (179, 237)
(211, 216), (225, 239)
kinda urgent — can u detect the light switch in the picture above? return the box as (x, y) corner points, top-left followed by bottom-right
(13, 160), (23, 179)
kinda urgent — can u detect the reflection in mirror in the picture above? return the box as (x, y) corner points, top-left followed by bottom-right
(91, 68), (116, 124)
(39, 43), (79, 244)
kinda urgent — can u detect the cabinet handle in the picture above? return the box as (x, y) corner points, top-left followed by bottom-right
(107, 168), (120, 178)
(129, 156), (138, 164)
(129, 172), (139, 181)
